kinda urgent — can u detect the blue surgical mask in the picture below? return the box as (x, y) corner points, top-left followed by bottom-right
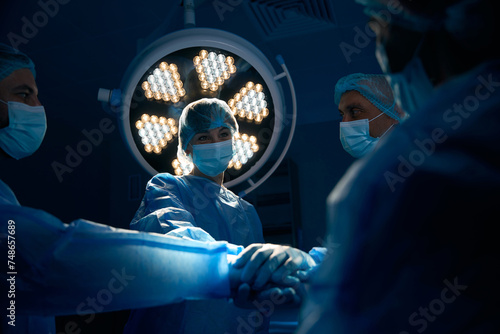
(191, 139), (234, 177)
(339, 113), (392, 158)
(0, 100), (47, 160)
(376, 39), (434, 116)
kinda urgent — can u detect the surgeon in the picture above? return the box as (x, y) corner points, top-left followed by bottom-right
(124, 97), (318, 334)
(0, 44), (286, 334)
(335, 73), (405, 158)
(297, 0), (500, 333)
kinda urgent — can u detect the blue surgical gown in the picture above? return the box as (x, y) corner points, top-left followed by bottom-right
(297, 60), (500, 333)
(0, 179), (232, 334)
(124, 173), (268, 334)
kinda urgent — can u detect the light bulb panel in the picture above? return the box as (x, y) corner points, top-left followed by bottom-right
(141, 62), (185, 103)
(227, 82), (269, 124)
(117, 28), (290, 193)
(136, 114), (177, 154)
(171, 132), (259, 175)
(172, 158), (194, 176)
(228, 133), (259, 170)
(194, 50), (236, 92)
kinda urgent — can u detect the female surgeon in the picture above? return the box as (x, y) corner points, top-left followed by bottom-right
(124, 98), (274, 333)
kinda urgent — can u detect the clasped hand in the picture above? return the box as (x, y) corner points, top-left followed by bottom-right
(228, 243), (316, 309)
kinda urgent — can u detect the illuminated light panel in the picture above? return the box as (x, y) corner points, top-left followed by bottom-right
(136, 114), (178, 154)
(172, 158), (194, 176)
(227, 82), (269, 124)
(228, 133), (259, 170)
(193, 50), (236, 92)
(141, 62), (185, 103)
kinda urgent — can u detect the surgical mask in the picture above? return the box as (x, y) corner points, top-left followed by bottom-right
(0, 100), (47, 160)
(339, 113), (392, 158)
(376, 39), (434, 116)
(191, 139), (234, 177)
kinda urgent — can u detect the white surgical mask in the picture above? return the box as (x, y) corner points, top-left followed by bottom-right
(339, 113), (393, 158)
(191, 139), (234, 177)
(0, 100), (47, 160)
(376, 39), (434, 116)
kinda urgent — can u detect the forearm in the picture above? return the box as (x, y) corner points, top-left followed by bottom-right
(1, 206), (231, 316)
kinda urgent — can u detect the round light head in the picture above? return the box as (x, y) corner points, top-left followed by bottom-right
(118, 28), (288, 190)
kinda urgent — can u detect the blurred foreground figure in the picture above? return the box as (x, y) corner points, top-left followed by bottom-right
(297, 0), (500, 333)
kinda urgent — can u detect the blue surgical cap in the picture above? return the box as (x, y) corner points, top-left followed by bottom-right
(334, 73), (405, 122)
(0, 43), (36, 82)
(177, 98), (238, 163)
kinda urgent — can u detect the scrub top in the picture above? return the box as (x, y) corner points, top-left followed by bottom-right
(125, 173), (268, 334)
(297, 60), (500, 333)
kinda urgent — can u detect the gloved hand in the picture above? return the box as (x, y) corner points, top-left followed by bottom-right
(228, 254), (303, 309)
(230, 283), (303, 309)
(232, 243), (317, 290)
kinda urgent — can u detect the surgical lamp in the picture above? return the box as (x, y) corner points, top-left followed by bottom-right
(98, 28), (296, 196)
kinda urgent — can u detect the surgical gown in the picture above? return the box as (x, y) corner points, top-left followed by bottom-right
(124, 173), (268, 334)
(297, 60), (500, 333)
(0, 179), (233, 334)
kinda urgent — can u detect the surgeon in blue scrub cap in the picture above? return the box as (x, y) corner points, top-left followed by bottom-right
(0, 44), (284, 334)
(335, 73), (406, 158)
(125, 98), (318, 334)
(297, 0), (500, 333)
(0, 44), (45, 160)
(178, 98), (239, 183)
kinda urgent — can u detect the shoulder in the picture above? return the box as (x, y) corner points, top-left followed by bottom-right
(144, 173), (189, 196)
(147, 173), (181, 187)
(226, 188), (256, 210)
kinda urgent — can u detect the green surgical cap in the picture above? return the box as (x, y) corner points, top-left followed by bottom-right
(334, 73), (405, 122)
(0, 43), (36, 83)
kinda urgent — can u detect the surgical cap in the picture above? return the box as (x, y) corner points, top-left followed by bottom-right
(177, 98), (238, 164)
(0, 43), (36, 83)
(334, 73), (405, 122)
